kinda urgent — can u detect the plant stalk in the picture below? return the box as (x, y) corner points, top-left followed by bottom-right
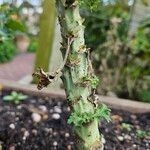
(56, 0), (103, 149)
(34, 0), (56, 74)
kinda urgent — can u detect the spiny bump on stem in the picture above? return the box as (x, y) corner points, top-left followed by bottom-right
(67, 52), (81, 67)
(76, 75), (100, 89)
(77, 45), (87, 53)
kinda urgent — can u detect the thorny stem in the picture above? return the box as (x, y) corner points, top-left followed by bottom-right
(55, 0), (106, 149)
(33, 0), (110, 149)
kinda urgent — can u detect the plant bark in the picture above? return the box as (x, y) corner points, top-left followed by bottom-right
(56, 1), (103, 149)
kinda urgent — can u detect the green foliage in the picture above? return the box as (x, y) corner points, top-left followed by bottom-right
(95, 104), (111, 122)
(82, 75), (99, 89)
(90, 75), (100, 89)
(127, 17), (150, 102)
(81, 1), (150, 102)
(68, 104), (111, 126)
(138, 90), (150, 103)
(81, 1), (129, 50)
(131, 22), (150, 54)
(79, 0), (100, 11)
(28, 39), (38, 53)
(0, 40), (16, 63)
(0, 3), (26, 63)
(136, 129), (150, 138)
(3, 91), (28, 104)
(5, 19), (26, 32)
(0, 3), (26, 41)
(68, 111), (93, 126)
(68, 53), (80, 66)
(121, 123), (133, 131)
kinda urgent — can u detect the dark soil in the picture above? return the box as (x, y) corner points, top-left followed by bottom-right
(0, 90), (149, 150)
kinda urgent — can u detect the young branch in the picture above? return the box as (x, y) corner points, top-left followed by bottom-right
(32, 36), (74, 90)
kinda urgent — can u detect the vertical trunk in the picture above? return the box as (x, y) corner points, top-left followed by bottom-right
(56, 1), (103, 149)
(34, 0), (56, 73)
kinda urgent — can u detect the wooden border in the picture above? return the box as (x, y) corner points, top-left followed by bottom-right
(0, 79), (150, 114)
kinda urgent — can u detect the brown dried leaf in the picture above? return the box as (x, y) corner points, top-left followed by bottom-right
(32, 68), (55, 90)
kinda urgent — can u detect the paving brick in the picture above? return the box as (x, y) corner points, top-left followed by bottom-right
(0, 53), (35, 81)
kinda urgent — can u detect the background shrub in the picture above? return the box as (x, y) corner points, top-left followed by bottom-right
(82, 1), (150, 102)
(0, 3), (26, 63)
(27, 39), (38, 53)
(0, 40), (16, 63)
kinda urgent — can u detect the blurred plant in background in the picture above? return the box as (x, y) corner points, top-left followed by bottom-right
(81, 0), (130, 50)
(0, 40), (16, 63)
(27, 38), (38, 53)
(128, 17), (150, 102)
(0, 3), (26, 63)
(0, 1), (43, 63)
(82, 0), (150, 102)
(20, 1), (43, 54)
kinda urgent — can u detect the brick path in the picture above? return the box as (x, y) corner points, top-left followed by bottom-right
(0, 23), (62, 82)
(0, 53), (35, 81)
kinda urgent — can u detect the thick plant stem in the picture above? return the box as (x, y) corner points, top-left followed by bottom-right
(56, 1), (103, 149)
(34, 0), (56, 75)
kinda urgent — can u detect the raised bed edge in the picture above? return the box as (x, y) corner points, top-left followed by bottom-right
(0, 79), (149, 114)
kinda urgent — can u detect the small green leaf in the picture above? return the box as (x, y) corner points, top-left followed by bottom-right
(3, 95), (13, 101)
(91, 75), (100, 89)
(3, 91), (27, 104)
(11, 91), (18, 97)
(121, 123), (133, 131)
(18, 95), (28, 100)
(136, 129), (150, 138)
(68, 104), (111, 126)
(95, 104), (111, 122)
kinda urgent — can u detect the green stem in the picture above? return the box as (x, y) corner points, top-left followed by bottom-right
(34, 0), (56, 74)
(56, 1), (103, 149)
